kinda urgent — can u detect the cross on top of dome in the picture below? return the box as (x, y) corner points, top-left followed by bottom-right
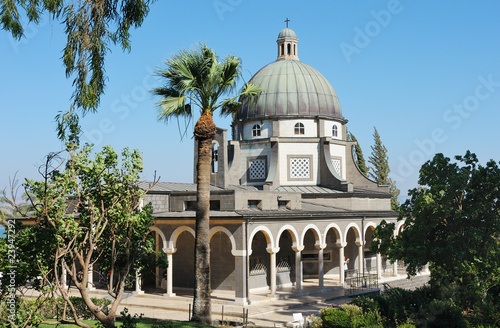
(277, 20), (298, 60)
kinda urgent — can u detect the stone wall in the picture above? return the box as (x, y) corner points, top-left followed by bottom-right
(145, 194), (169, 213)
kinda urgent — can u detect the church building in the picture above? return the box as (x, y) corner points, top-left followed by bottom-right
(141, 27), (401, 305)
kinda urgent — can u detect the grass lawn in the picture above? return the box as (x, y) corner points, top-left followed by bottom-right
(38, 318), (211, 328)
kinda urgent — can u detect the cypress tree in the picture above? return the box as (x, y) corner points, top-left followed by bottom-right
(368, 127), (400, 210)
(347, 132), (369, 176)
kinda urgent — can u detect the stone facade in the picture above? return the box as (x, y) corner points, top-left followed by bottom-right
(140, 27), (400, 305)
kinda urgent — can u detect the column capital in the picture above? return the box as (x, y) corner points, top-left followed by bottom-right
(315, 243), (327, 250)
(231, 250), (247, 257)
(292, 245), (304, 252)
(355, 240), (366, 247)
(266, 247), (280, 254)
(162, 248), (177, 254)
(336, 242), (347, 248)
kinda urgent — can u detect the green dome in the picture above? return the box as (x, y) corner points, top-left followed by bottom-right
(278, 28), (297, 39)
(237, 60), (342, 120)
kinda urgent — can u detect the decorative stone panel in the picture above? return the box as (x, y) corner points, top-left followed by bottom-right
(331, 157), (342, 176)
(288, 155), (313, 180)
(247, 156), (267, 182)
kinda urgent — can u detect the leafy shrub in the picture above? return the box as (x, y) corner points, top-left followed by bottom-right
(351, 311), (381, 328)
(426, 299), (467, 328)
(396, 324), (416, 328)
(0, 296), (44, 327)
(320, 307), (351, 328)
(339, 304), (363, 318)
(50, 296), (111, 320)
(306, 314), (322, 328)
(350, 296), (379, 314)
(119, 307), (143, 328)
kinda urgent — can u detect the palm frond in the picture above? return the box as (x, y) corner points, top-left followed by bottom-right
(220, 100), (242, 116)
(241, 82), (263, 100)
(156, 96), (191, 123)
(218, 82), (262, 116)
(152, 44), (263, 123)
(221, 55), (241, 87)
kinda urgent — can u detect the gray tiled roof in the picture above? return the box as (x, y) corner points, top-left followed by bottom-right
(274, 185), (343, 194)
(138, 182), (262, 193)
(139, 182), (389, 198)
(153, 210), (240, 218)
(300, 201), (347, 212)
(138, 181), (222, 192)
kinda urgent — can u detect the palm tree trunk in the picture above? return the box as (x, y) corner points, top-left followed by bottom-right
(191, 111), (216, 325)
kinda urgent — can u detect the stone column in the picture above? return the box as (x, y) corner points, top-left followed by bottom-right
(61, 266), (67, 290)
(376, 253), (382, 280)
(155, 233), (161, 288)
(266, 247), (279, 296)
(135, 269), (144, 294)
(232, 250), (248, 305)
(393, 231), (399, 276)
(163, 248), (176, 297)
(393, 261), (399, 276)
(356, 241), (364, 276)
(87, 264), (95, 291)
(337, 242), (346, 284)
(292, 245), (304, 292)
(315, 243), (327, 288)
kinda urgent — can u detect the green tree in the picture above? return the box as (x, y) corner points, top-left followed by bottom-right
(368, 127), (400, 210)
(0, 145), (158, 328)
(372, 151), (500, 313)
(152, 44), (261, 325)
(1, 0), (156, 139)
(347, 132), (369, 177)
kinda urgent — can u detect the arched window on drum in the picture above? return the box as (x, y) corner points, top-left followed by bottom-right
(252, 124), (261, 137)
(294, 122), (305, 135)
(332, 125), (338, 137)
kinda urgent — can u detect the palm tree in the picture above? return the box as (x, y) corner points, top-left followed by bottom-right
(152, 44), (261, 324)
(1, 175), (36, 227)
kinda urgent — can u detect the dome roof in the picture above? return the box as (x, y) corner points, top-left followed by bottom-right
(237, 60), (342, 120)
(278, 28), (297, 39)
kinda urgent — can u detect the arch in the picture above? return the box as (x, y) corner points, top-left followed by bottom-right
(212, 140), (219, 173)
(276, 225), (300, 248)
(363, 221), (378, 236)
(249, 225), (275, 255)
(323, 223), (343, 245)
(149, 226), (167, 249)
(300, 224), (322, 246)
(170, 225), (195, 249)
(395, 221), (405, 236)
(343, 223), (361, 243)
(287, 43), (291, 55)
(209, 226), (236, 253)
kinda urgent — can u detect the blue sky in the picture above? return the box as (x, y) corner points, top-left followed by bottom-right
(1, 0), (499, 201)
